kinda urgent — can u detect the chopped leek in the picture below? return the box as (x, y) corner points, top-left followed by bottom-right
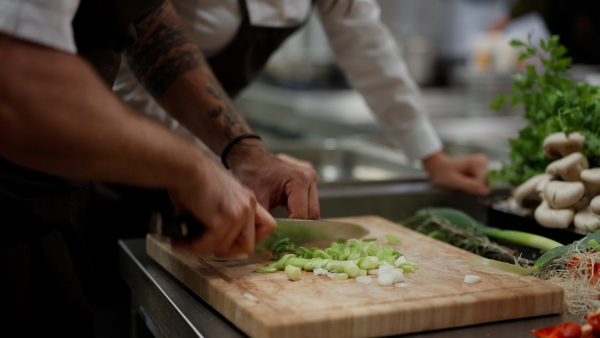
(414, 207), (563, 251)
(256, 238), (418, 284)
(386, 234), (403, 244)
(333, 273), (349, 281)
(255, 266), (277, 273)
(467, 257), (538, 276)
(285, 265), (302, 281)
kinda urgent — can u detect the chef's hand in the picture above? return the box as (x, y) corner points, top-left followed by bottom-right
(276, 153), (314, 170)
(229, 151), (320, 220)
(168, 159), (277, 258)
(422, 151), (490, 196)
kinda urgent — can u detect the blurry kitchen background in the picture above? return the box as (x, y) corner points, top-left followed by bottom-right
(235, 0), (600, 187)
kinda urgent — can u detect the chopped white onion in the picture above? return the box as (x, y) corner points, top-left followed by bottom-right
(327, 272), (336, 279)
(356, 276), (372, 284)
(367, 269), (379, 275)
(394, 256), (407, 267)
(243, 293), (259, 302)
(389, 269), (406, 283)
(464, 274), (481, 284)
(378, 273), (395, 286)
(313, 268), (328, 276)
(378, 265), (394, 275)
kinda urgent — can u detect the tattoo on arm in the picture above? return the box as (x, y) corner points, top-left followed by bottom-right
(125, 1), (253, 142)
(205, 75), (249, 139)
(125, 2), (203, 99)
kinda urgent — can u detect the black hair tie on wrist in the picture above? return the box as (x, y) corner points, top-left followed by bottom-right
(220, 134), (262, 169)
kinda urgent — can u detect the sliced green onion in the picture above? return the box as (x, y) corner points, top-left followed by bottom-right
(333, 273), (349, 281)
(285, 257), (309, 268)
(332, 263), (346, 273)
(358, 256), (379, 270)
(386, 234), (402, 244)
(467, 258), (538, 276)
(285, 265), (302, 281)
(482, 229), (563, 251)
(255, 267), (277, 273)
(274, 254), (296, 270)
(258, 238), (414, 284)
(344, 262), (361, 278)
(399, 264), (416, 273)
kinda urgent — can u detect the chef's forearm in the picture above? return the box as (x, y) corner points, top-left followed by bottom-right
(124, 1), (263, 156)
(0, 34), (213, 191)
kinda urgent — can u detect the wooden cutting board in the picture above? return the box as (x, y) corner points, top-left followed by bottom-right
(146, 215), (564, 338)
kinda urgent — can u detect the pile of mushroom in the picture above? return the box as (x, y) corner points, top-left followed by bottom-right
(508, 131), (600, 232)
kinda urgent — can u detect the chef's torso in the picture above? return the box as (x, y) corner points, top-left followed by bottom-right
(174, 0), (313, 57)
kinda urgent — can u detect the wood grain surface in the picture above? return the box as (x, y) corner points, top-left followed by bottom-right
(146, 215), (564, 338)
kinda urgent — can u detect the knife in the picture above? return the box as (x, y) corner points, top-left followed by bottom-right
(149, 212), (369, 250)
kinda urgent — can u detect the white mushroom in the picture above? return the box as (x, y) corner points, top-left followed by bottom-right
(534, 200), (574, 229)
(543, 180), (585, 209)
(507, 198), (534, 215)
(573, 206), (600, 232)
(543, 131), (585, 159)
(581, 168), (600, 197)
(535, 174), (554, 197)
(513, 173), (554, 208)
(591, 195), (600, 215)
(572, 195), (592, 212)
(546, 152), (589, 181)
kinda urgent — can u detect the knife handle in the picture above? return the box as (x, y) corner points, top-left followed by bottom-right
(154, 212), (206, 240)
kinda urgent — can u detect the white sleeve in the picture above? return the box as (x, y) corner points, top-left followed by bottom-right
(0, 0), (80, 53)
(316, 0), (442, 162)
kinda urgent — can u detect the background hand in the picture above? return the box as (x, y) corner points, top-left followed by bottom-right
(423, 151), (490, 196)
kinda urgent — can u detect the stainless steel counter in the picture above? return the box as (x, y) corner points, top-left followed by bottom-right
(119, 238), (580, 338)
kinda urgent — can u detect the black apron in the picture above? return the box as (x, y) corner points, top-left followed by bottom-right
(207, 0), (314, 98)
(0, 1), (163, 337)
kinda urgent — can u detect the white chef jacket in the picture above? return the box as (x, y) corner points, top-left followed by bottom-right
(0, 0), (79, 53)
(113, 0), (443, 162)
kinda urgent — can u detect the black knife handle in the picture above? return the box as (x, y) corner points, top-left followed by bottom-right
(159, 213), (206, 240)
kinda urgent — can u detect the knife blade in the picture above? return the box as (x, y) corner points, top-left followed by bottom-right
(149, 212), (369, 250)
(255, 218), (370, 251)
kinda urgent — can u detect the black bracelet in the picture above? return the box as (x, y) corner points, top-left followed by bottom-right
(220, 134), (262, 169)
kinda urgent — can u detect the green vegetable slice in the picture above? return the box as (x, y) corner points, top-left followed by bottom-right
(467, 258), (537, 276)
(255, 238), (417, 282)
(285, 265), (302, 281)
(415, 207), (563, 250)
(255, 267), (277, 273)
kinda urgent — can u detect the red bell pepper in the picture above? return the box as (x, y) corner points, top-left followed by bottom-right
(530, 321), (582, 338)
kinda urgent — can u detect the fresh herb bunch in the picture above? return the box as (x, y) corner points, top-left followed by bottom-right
(487, 35), (600, 187)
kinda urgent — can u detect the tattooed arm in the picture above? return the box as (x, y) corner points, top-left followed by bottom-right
(125, 1), (321, 219)
(0, 32), (276, 257)
(124, 1), (253, 158)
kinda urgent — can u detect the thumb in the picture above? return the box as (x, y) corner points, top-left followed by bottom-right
(254, 204), (277, 244)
